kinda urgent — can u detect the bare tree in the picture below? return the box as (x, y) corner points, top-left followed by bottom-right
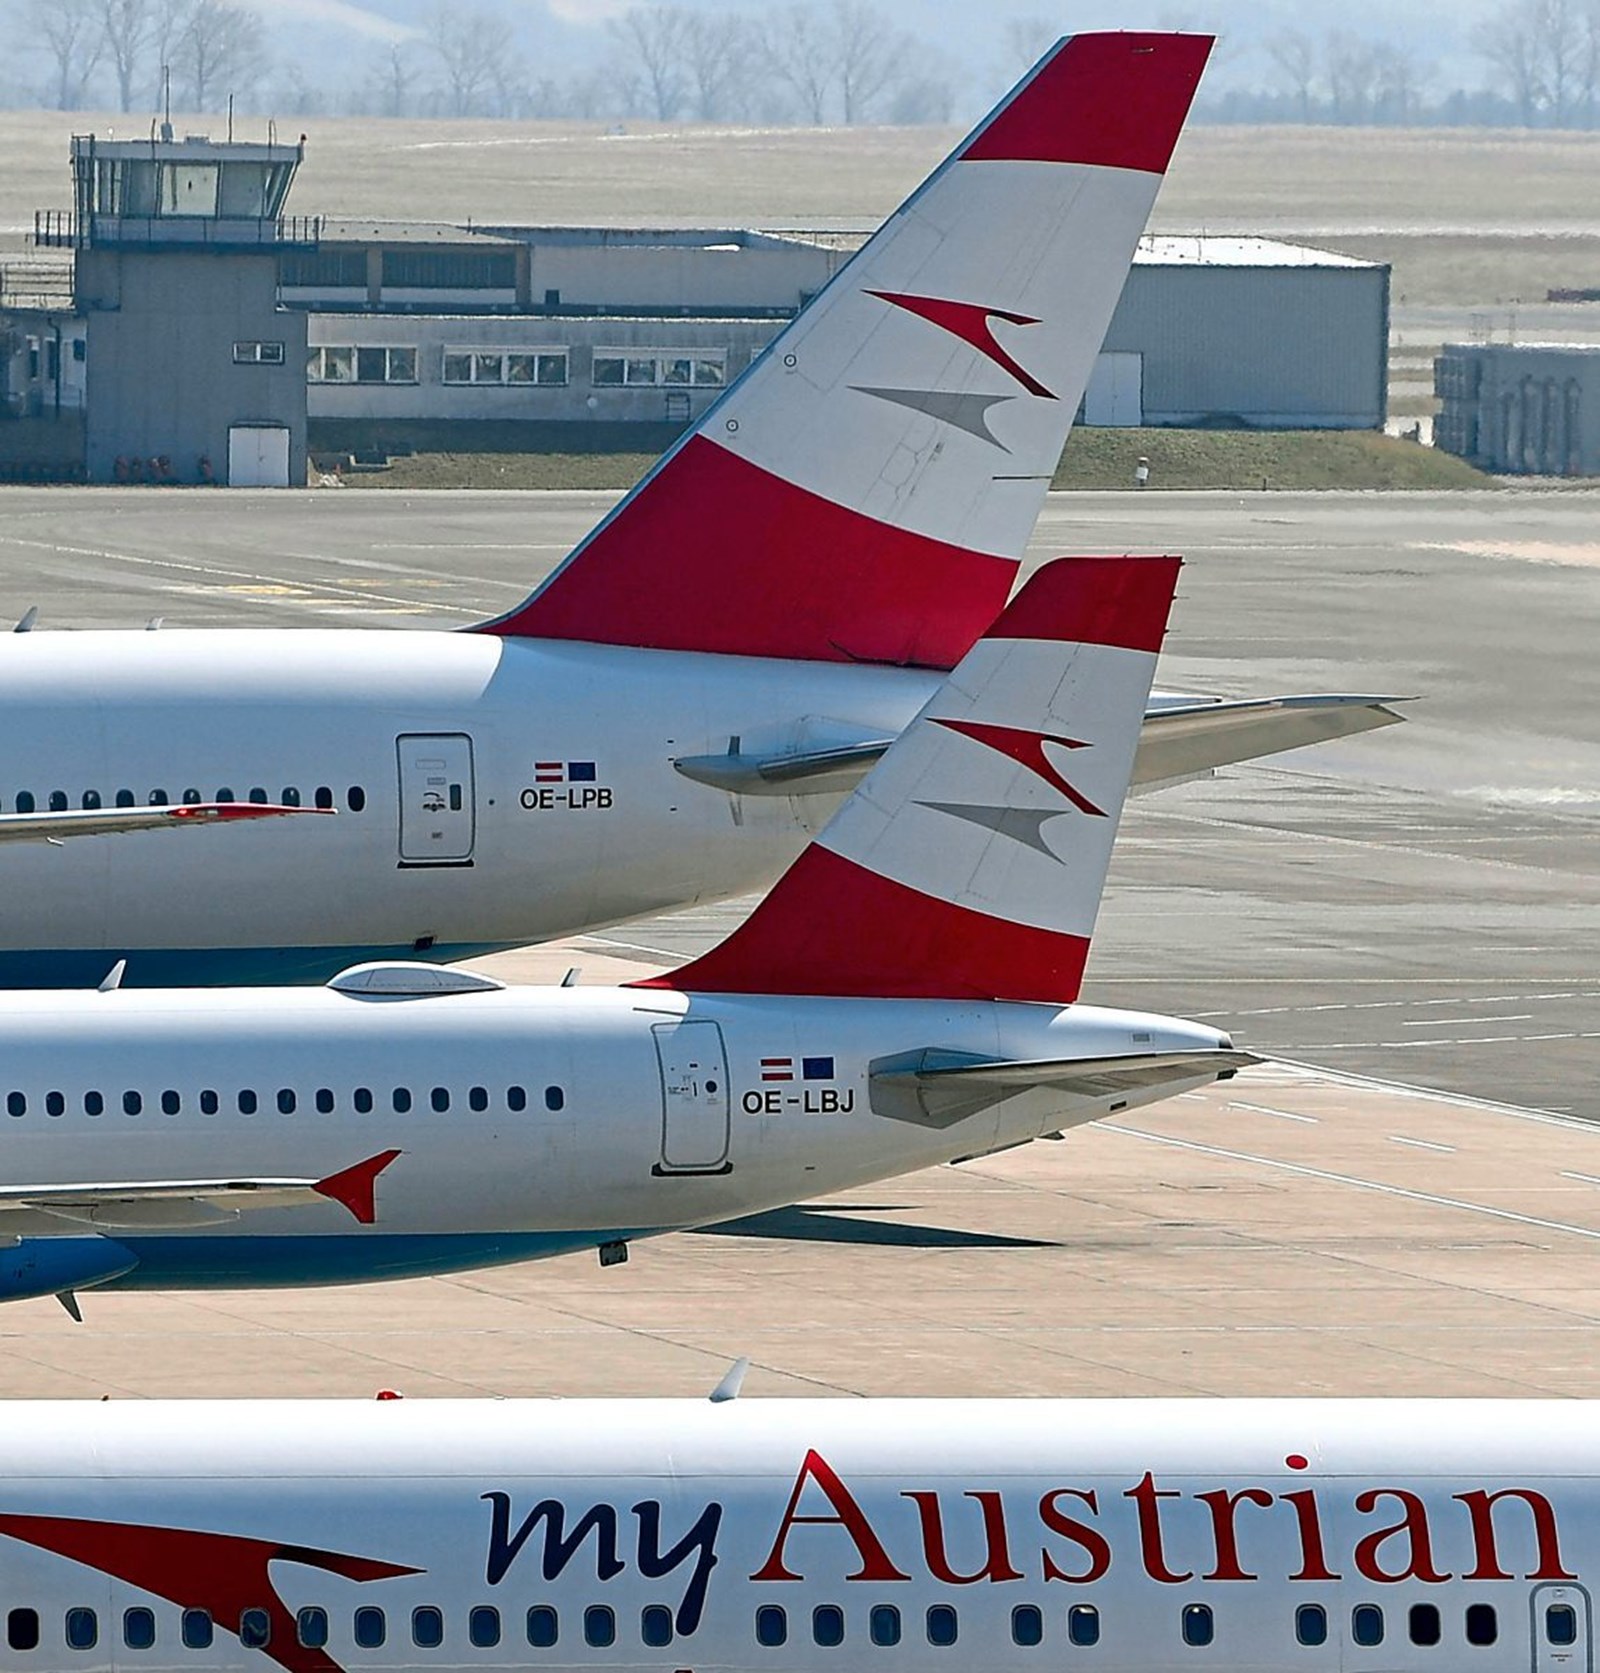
(168, 0), (265, 110)
(369, 41), (418, 118)
(1325, 31), (1380, 123)
(608, 6), (689, 121)
(429, 3), (514, 116)
(763, 4), (833, 123)
(1265, 29), (1317, 120)
(682, 11), (748, 120)
(1475, 3), (1550, 123)
(830, 0), (903, 124)
(96, 0), (158, 110)
(1002, 15), (1058, 78)
(1371, 40), (1428, 124)
(28, 0), (105, 109)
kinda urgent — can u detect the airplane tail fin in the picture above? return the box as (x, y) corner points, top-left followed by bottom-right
(473, 33), (1210, 670)
(634, 554), (1180, 1003)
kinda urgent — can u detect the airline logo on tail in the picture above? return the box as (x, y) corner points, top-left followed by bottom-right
(865, 291), (1057, 398)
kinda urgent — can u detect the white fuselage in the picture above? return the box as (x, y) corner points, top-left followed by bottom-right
(0, 979), (1227, 1298)
(0, 629), (939, 984)
(0, 1397), (1592, 1672)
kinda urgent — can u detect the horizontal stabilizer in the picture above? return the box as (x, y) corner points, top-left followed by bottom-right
(869, 1047), (1258, 1127)
(0, 802), (332, 847)
(1133, 694), (1406, 789)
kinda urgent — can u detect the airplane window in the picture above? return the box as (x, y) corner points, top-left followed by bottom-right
(316, 1088), (334, 1114)
(6, 1092), (23, 1117)
(123, 1090), (142, 1116)
(641, 1605), (673, 1647)
(354, 1607), (386, 1649)
(1296, 1603), (1328, 1646)
(469, 1606), (500, 1648)
(927, 1604), (958, 1646)
(354, 1088), (374, 1114)
(755, 1605), (787, 1647)
(870, 1605), (901, 1647)
(1548, 1606), (1579, 1647)
(1011, 1605), (1043, 1647)
(239, 1089), (258, 1115)
(240, 1608), (270, 1649)
(315, 786), (334, 810)
(248, 788), (268, 804)
(49, 790), (67, 812)
(469, 1086), (488, 1112)
(1410, 1603), (1441, 1646)
(295, 1608), (327, 1649)
(393, 1087), (413, 1113)
(14, 792), (33, 813)
(84, 1091), (103, 1117)
(148, 790), (168, 806)
(66, 1607), (98, 1650)
(278, 1089), (296, 1114)
(82, 789), (101, 810)
(1069, 1605), (1101, 1647)
(7, 1608), (40, 1650)
(45, 1092), (63, 1117)
(216, 788), (235, 803)
(412, 1607), (443, 1648)
(347, 786), (366, 812)
(181, 788), (202, 805)
(525, 1606), (558, 1648)
(200, 1090), (218, 1115)
(507, 1086), (527, 1112)
(181, 1609), (213, 1649)
(1466, 1604), (1498, 1646)
(161, 1090), (180, 1115)
(281, 787), (301, 807)
(122, 1608), (155, 1649)
(813, 1604), (844, 1646)
(545, 1085), (565, 1111)
(115, 790), (134, 807)
(1182, 1603), (1214, 1647)
(431, 1086), (450, 1113)
(584, 1606), (615, 1648)
(1352, 1605), (1384, 1647)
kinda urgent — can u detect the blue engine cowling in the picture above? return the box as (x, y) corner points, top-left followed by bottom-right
(0, 1238), (138, 1303)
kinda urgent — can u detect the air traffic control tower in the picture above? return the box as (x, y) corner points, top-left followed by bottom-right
(37, 129), (314, 485)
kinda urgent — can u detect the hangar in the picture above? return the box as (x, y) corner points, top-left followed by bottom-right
(0, 123), (1391, 481)
(1435, 341), (1600, 476)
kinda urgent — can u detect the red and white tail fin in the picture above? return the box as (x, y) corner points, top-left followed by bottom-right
(635, 555), (1180, 1003)
(475, 34), (1210, 670)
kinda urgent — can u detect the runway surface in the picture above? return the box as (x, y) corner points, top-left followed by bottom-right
(0, 482), (1597, 1397)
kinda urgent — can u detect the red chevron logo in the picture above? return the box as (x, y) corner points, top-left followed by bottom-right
(0, 1512), (419, 1673)
(930, 718), (1107, 817)
(865, 291), (1056, 399)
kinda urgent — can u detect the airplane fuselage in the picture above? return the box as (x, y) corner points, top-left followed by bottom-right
(0, 629), (939, 985)
(0, 980), (1228, 1301)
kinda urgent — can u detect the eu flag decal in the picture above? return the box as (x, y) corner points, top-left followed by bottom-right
(802, 1056), (835, 1081)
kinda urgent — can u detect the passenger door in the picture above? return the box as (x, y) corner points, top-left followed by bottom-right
(652, 1019), (731, 1175)
(1535, 1585), (1593, 1673)
(396, 733), (475, 865)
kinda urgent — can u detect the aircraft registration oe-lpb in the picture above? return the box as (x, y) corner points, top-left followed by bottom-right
(0, 1395), (1590, 1672)
(0, 31), (1400, 987)
(0, 555), (1248, 1312)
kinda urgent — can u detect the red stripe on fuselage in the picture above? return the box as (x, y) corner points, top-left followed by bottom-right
(961, 32), (1212, 174)
(473, 436), (1017, 671)
(632, 845), (1089, 1003)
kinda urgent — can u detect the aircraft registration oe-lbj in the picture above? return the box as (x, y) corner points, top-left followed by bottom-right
(0, 1395), (1590, 1673)
(0, 555), (1249, 1312)
(0, 30), (1400, 987)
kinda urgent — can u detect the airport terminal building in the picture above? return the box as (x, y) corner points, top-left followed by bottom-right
(0, 126), (1390, 483)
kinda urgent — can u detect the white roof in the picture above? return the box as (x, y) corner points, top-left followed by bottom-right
(1134, 235), (1379, 269)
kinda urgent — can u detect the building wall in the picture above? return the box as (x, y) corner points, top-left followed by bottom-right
(306, 315), (773, 426)
(1103, 265), (1389, 428)
(1436, 343), (1600, 476)
(80, 248), (307, 484)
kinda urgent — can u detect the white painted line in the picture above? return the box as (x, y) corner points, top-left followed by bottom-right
(1104, 1123), (1600, 1242)
(1402, 1014), (1533, 1028)
(1389, 1136), (1457, 1153)
(1229, 1101), (1318, 1124)
(1559, 1171), (1600, 1186)
(1265, 1057), (1588, 1131)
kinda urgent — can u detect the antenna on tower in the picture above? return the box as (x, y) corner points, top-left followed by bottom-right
(227, 92), (234, 142)
(160, 65), (173, 142)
